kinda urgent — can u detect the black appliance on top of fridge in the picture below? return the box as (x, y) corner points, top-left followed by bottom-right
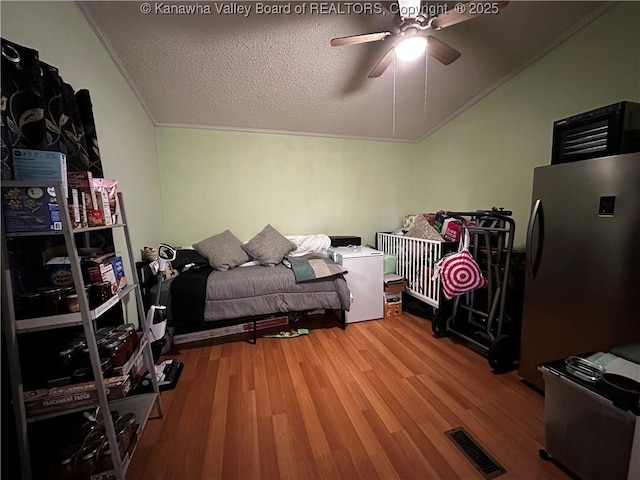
(518, 152), (640, 390)
(551, 101), (640, 165)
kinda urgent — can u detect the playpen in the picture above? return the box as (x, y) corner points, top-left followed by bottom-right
(376, 232), (447, 309)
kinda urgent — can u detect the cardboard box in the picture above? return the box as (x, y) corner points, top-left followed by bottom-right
(46, 256), (74, 287)
(67, 171), (97, 208)
(12, 149), (68, 197)
(68, 171), (103, 226)
(384, 301), (402, 318)
(94, 188), (113, 226)
(82, 253), (114, 281)
(69, 188), (82, 229)
(384, 290), (403, 318)
(24, 375), (131, 417)
(79, 190), (89, 227)
(83, 255), (126, 293)
(385, 292), (402, 304)
(173, 315), (288, 345)
(92, 178), (118, 225)
(2, 186), (62, 232)
(384, 280), (407, 295)
(97, 256), (126, 293)
(110, 256), (127, 292)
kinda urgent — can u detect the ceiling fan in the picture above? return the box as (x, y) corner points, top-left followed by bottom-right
(330, 0), (509, 78)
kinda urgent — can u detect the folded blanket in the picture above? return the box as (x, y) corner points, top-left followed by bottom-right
(284, 255), (347, 283)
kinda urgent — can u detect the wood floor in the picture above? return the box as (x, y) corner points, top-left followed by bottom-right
(127, 313), (568, 480)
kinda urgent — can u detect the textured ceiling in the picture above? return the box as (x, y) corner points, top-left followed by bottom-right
(80, 1), (608, 142)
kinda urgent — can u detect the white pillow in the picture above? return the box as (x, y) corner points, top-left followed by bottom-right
(286, 234), (331, 257)
(239, 260), (262, 267)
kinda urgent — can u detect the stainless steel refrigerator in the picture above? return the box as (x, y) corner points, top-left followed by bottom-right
(518, 152), (640, 390)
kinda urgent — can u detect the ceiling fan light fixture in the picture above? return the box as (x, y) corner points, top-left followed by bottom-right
(395, 36), (428, 62)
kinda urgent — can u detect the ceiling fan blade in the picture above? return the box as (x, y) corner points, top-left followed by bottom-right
(431, 1), (509, 30)
(426, 36), (461, 65)
(369, 47), (396, 78)
(330, 32), (391, 47)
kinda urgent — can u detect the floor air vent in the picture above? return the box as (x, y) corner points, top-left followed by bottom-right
(445, 427), (506, 479)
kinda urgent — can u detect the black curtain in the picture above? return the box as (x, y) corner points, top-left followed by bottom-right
(2, 38), (103, 179)
(1, 39), (46, 179)
(76, 89), (103, 177)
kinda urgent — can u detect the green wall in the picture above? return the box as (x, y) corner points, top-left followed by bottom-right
(156, 128), (415, 247)
(411, 2), (640, 248)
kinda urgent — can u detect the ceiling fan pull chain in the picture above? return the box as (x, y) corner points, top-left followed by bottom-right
(424, 52), (428, 121)
(392, 54), (397, 135)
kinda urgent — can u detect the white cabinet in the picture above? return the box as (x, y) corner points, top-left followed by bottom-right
(329, 246), (383, 323)
(1, 181), (163, 480)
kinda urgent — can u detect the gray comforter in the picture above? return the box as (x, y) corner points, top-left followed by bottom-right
(203, 264), (350, 322)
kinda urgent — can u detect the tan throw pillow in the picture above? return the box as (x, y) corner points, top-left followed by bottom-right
(405, 214), (444, 242)
(192, 230), (250, 271)
(242, 224), (296, 267)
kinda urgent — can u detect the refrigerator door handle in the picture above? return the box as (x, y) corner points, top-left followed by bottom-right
(526, 199), (544, 280)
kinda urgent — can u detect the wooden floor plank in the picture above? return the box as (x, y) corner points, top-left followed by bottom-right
(255, 414), (281, 479)
(220, 373), (245, 479)
(271, 413), (302, 480)
(200, 355), (231, 479)
(289, 369), (332, 459)
(128, 313), (570, 480)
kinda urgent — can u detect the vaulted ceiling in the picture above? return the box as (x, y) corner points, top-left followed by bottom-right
(80, 1), (609, 142)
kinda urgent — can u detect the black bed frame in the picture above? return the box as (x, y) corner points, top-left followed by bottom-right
(135, 260), (347, 345)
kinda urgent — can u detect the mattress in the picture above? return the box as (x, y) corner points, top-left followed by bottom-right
(169, 264), (350, 330)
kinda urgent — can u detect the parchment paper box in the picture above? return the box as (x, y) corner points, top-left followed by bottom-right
(24, 375), (131, 417)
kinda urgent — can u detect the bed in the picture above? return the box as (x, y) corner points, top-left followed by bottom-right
(138, 229), (350, 345)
